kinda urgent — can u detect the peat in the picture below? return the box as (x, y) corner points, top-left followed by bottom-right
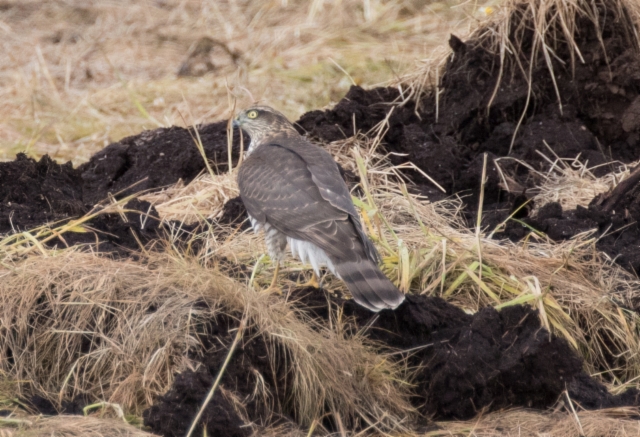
(80, 121), (240, 205)
(291, 289), (640, 419)
(142, 287), (640, 437)
(0, 120), (237, 253)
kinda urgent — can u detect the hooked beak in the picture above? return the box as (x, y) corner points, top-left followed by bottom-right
(232, 118), (240, 128)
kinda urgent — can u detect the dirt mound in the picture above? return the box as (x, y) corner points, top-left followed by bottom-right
(80, 121), (239, 205)
(140, 288), (639, 436)
(295, 0), (640, 274)
(0, 153), (160, 253)
(491, 165), (640, 273)
(143, 369), (251, 437)
(298, 7), (640, 192)
(0, 121), (235, 253)
(0, 154), (85, 232)
(291, 289), (640, 419)
(143, 311), (282, 436)
(296, 85), (416, 143)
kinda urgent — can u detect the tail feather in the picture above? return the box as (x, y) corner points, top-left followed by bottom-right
(334, 259), (405, 312)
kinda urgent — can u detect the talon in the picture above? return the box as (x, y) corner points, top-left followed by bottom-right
(262, 263), (282, 295)
(300, 271), (320, 289)
(264, 285), (283, 295)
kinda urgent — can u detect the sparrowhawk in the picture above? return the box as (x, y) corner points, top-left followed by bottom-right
(233, 105), (404, 312)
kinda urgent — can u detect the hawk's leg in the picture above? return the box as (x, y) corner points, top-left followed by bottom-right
(262, 223), (286, 295)
(300, 271), (320, 289)
(264, 263), (283, 295)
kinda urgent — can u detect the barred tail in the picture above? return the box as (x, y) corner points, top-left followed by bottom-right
(334, 259), (405, 312)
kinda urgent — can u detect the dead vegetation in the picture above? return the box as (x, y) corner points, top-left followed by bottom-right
(428, 407), (640, 437)
(0, 0), (473, 164)
(0, 248), (413, 431)
(11, 416), (158, 437)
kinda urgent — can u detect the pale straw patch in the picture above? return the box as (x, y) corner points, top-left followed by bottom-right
(141, 171), (239, 225)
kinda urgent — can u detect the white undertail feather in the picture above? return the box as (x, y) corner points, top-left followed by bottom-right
(249, 215), (260, 232)
(288, 237), (337, 277)
(248, 215), (284, 261)
(249, 214), (336, 271)
(248, 214), (404, 312)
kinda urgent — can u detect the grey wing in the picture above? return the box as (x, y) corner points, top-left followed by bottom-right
(237, 144), (369, 263)
(239, 142), (404, 312)
(272, 138), (380, 263)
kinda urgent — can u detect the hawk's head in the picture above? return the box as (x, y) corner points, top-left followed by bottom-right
(233, 106), (299, 149)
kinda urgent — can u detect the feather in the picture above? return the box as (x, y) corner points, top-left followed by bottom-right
(237, 108), (404, 312)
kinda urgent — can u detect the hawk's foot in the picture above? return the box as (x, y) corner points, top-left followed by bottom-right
(263, 285), (283, 296)
(300, 272), (320, 289)
(261, 263), (282, 295)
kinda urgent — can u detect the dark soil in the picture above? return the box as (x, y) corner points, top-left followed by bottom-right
(79, 122), (240, 205)
(141, 288), (640, 437)
(27, 395), (90, 416)
(143, 312), (283, 437)
(143, 369), (251, 437)
(290, 289), (640, 419)
(0, 120), (238, 254)
(0, 154), (85, 231)
(217, 196), (251, 230)
(295, 1), (640, 274)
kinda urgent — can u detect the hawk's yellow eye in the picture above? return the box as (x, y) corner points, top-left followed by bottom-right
(247, 110), (258, 119)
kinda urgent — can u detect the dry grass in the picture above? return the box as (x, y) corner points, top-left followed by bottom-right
(141, 171), (238, 224)
(428, 407), (640, 436)
(0, 0), (478, 164)
(0, 248), (413, 430)
(4, 408), (640, 436)
(9, 416), (158, 437)
(495, 153), (638, 214)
